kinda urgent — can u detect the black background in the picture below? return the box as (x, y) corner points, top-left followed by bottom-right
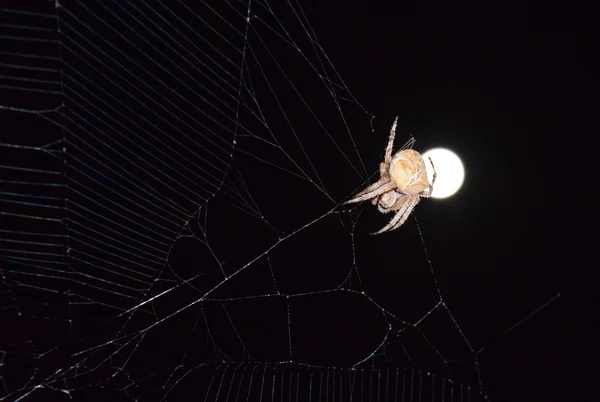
(293, 3), (578, 400)
(1, 1), (580, 401)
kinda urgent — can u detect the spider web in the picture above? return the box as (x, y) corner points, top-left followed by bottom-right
(0, 1), (558, 401)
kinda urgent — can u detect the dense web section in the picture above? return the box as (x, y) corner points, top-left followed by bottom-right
(0, 1), (532, 400)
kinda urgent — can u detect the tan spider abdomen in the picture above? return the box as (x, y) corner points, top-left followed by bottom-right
(389, 149), (430, 194)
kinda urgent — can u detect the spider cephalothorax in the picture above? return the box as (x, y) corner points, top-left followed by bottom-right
(344, 117), (436, 235)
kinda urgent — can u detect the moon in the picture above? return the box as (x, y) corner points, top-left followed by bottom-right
(421, 148), (465, 199)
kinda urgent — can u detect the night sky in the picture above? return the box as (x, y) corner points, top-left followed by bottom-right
(1, 1), (578, 402)
(283, 3), (576, 400)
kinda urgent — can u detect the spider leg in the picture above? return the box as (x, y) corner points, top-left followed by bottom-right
(429, 157), (437, 189)
(387, 197), (420, 232)
(371, 200), (410, 235)
(344, 181), (396, 205)
(420, 157), (437, 198)
(371, 196), (419, 235)
(379, 161), (388, 178)
(384, 116), (399, 164)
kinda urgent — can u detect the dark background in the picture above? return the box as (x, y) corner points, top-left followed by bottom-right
(295, 3), (578, 400)
(1, 1), (579, 401)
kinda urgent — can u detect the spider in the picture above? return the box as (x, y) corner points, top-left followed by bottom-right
(344, 116), (436, 235)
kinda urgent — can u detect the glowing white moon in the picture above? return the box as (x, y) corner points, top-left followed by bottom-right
(421, 148), (465, 199)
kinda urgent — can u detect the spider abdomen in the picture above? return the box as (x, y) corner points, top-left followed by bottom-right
(389, 150), (430, 194)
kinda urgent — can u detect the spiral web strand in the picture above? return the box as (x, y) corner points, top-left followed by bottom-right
(1, 1), (493, 400)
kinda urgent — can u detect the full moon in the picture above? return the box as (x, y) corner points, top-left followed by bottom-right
(421, 148), (465, 199)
